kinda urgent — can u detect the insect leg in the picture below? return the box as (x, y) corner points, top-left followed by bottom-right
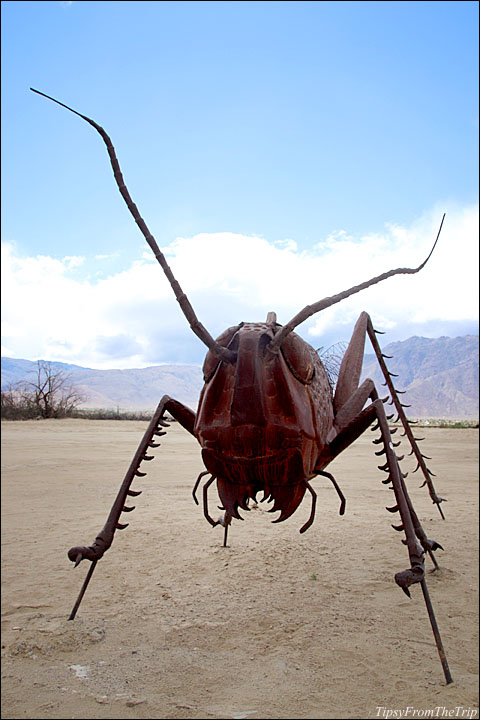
(222, 516), (232, 548)
(202, 474), (221, 527)
(315, 470), (346, 516)
(299, 480), (317, 534)
(371, 397), (452, 684)
(192, 470), (210, 506)
(67, 395), (196, 619)
(365, 315), (446, 517)
(329, 381), (443, 564)
(326, 394), (452, 683)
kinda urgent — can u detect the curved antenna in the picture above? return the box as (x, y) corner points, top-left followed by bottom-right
(268, 214), (445, 354)
(30, 88), (235, 364)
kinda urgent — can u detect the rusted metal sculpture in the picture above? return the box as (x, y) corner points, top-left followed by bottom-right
(31, 88), (452, 684)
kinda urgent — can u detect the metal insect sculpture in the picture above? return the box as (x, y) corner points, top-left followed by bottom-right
(31, 88), (451, 684)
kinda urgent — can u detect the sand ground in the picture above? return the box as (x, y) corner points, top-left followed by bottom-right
(1, 419), (478, 719)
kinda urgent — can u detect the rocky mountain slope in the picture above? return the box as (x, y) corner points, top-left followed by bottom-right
(360, 334), (478, 419)
(2, 334), (478, 418)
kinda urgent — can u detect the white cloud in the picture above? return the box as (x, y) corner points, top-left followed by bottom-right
(1, 203), (478, 369)
(307, 204), (479, 337)
(62, 255), (84, 269)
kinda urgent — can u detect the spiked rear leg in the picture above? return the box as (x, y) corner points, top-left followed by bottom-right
(67, 395), (188, 618)
(328, 380), (443, 564)
(332, 311), (446, 516)
(372, 398), (452, 684)
(325, 389), (451, 683)
(365, 316), (446, 517)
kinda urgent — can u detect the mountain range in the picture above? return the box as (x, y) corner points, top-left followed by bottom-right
(1, 334), (478, 419)
(1, 358), (203, 411)
(360, 334), (478, 419)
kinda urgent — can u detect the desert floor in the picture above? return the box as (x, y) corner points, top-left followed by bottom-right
(1, 419), (478, 719)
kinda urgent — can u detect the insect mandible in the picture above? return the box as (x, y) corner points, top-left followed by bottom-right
(30, 88), (451, 684)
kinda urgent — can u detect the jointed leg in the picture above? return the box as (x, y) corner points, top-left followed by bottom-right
(316, 470), (346, 516)
(327, 382), (443, 566)
(329, 311), (445, 565)
(192, 470), (232, 546)
(332, 311), (446, 517)
(68, 395), (184, 566)
(160, 395), (196, 435)
(371, 398), (425, 593)
(365, 317), (446, 517)
(372, 398), (452, 683)
(324, 386), (451, 683)
(301, 471), (346, 535)
(67, 395), (196, 618)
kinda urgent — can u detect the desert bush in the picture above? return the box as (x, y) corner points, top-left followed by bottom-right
(1, 361), (86, 419)
(71, 408), (154, 421)
(1, 386), (39, 420)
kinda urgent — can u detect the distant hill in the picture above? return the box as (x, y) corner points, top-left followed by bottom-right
(1, 358), (203, 411)
(360, 335), (478, 419)
(2, 334), (478, 418)
(1, 357), (89, 387)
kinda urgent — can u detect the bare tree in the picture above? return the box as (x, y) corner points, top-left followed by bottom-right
(15, 361), (86, 418)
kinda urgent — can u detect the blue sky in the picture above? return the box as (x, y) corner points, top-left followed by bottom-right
(2, 0), (478, 368)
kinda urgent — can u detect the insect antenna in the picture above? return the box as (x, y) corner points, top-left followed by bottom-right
(267, 214), (445, 353)
(30, 88), (235, 364)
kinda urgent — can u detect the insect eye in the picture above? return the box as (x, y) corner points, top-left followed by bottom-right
(280, 331), (315, 384)
(202, 324), (242, 381)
